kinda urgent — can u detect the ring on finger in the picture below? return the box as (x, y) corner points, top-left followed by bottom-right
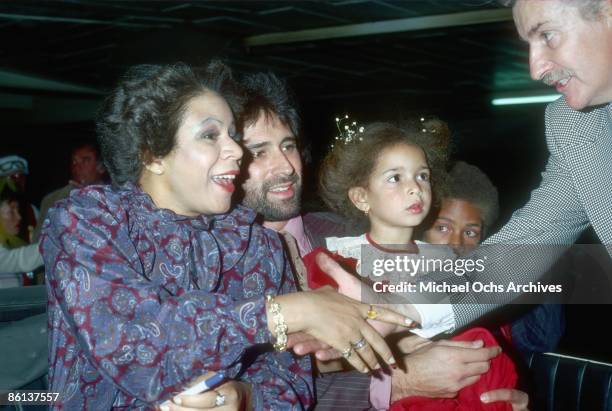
(341, 346), (353, 359)
(351, 337), (368, 350)
(366, 305), (378, 320)
(214, 390), (226, 407)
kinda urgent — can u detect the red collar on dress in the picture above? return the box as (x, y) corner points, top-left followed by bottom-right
(365, 233), (419, 254)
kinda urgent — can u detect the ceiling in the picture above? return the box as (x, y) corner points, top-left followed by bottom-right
(0, 0), (548, 123)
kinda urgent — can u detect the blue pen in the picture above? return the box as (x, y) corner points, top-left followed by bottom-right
(161, 372), (226, 409)
(180, 372), (226, 396)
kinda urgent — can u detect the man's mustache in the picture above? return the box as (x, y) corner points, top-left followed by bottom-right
(542, 69), (574, 86)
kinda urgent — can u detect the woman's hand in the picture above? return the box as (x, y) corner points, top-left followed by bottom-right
(162, 373), (252, 411)
(316, 253), (421, 336)
(293, 329), (429, 362)
(273, 286), (410, 373)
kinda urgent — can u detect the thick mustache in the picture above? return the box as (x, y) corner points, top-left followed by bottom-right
(542, 69), (573, 86)
(263, 175), (299, 191)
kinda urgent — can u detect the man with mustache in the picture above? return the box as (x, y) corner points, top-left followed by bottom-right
(446, 0), (612, 340)
(319, 2), (611, 407)
(238, 72), (514, 410)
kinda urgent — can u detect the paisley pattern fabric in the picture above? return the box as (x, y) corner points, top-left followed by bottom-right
(40, 183), (313, 410)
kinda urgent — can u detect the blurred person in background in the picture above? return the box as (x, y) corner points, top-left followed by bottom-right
(33, 142), (106, 241)
(0, 186), (41, 287)
(0, 155), (38, 242)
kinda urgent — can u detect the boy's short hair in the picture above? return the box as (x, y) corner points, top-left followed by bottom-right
(445, 161), (499, 233)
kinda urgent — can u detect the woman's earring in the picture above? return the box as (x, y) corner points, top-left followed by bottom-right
(145, 162), (164, 176)
(150, 165), (164, 175)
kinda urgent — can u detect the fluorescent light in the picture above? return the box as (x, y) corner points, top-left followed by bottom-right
(492, 94), (561, 106)
(245, 9), (512, 46)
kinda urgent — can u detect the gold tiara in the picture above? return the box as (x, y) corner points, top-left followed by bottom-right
(331, 114), (364, 149)
(420, 116), (441, 134)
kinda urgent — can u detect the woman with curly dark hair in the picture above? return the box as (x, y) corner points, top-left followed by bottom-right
(40, 62), (408, 410)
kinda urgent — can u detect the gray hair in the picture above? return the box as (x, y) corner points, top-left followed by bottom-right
(499, 0), (607, 21)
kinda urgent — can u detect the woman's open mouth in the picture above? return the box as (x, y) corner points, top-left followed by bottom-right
(212, 170), (239, 193)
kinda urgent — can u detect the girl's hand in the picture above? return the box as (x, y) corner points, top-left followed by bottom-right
(481, 389), (529, 411)
(316, 252), (421, 334)
(163, 373), (252, 411)
(274, 286), (410, 373)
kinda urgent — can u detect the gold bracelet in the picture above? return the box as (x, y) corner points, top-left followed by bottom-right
(266, 294), (288, 352)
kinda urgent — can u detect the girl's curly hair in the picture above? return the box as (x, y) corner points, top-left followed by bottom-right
(319, 120), (449, 221)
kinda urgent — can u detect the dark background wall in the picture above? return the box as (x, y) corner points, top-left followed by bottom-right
(0, 0), (607, 362)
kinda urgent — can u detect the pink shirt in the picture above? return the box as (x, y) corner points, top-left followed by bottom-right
(282, 215), (393, 409)
(282, 216), (314, 257)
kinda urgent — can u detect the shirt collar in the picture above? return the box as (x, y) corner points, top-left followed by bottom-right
(281, 215), (313, 256)
(124, 182), (256, 232)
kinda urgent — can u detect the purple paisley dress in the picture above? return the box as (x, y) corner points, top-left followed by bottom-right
(40, 183), (313, 410)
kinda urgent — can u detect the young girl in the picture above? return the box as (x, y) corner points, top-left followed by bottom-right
(316, 120), (518, 411)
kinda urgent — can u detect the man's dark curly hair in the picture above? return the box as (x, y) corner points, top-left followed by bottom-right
(237, 72), (310, 162)
(319, 121), (449, 221)
(96, 60), (242, 187)
(238, 72), (300, 138)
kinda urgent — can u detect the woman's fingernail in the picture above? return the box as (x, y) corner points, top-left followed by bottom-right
(480, 393), (489, 403)
(388, 356), (396, 365)
(173, 396), (182, 405)
(363, 367), (369, 373)
(472, 339), (484, 348)
(160, 405), (170, 411)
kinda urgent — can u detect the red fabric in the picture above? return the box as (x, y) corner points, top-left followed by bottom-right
(302, 247), (359, 289)
(303, 247), (518, 411)
(389, 327), (517, 411)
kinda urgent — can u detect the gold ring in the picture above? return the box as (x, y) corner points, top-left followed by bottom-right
(366, 305), (378, 320)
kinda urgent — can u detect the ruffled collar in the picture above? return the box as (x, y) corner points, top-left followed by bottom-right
(120, 182), (214, 230)
(119, 182), (257, 272)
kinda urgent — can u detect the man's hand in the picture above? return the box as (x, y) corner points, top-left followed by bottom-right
(481, 389), (529, 411)
(391, 339), (501, 401)
(392, 333), (431, 355)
